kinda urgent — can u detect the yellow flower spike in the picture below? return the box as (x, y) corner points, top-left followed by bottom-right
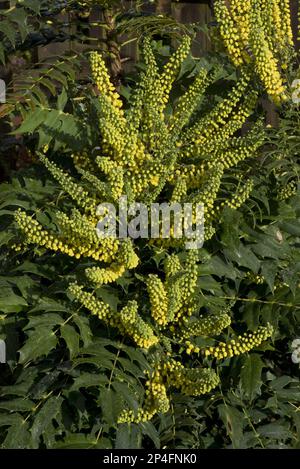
(90, 51), (123, 113)
(203, 323), (274, 360)
(147, 274), (169, 327)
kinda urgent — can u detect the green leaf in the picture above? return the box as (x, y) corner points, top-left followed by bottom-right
(98, 389), (123, 426)
(60, 323), (80, 359)
(18, 327), (58, 364)
(0, 21), (16, 47)
(223, 244), (260, 273)
(23, 0), (41, 14)
(257, 422), (292, 440)
(218, 404), (245, 449)
(279, 220), (300, 237)
(9, 8), (28, 42)
(12, 109), (49, 134)
(261, 260), (277, 290)
(0, 413), (25, 427)
(115, 424), (142, 449)
(24, 313), (64, 330)
(0, 286), (28, 313)
(70, 372), (108, 391)
(72, 313), (93, 348)
(0, 398), (35, 412)
(30, 396), (63, 448)
(240, 354), (264, 402)
(140, 421), (160, 448)
(57, 88), (68, 111)
(29, 299), (67, 313)
(53, 434), (112, 449)
(2, 421), (33, 449)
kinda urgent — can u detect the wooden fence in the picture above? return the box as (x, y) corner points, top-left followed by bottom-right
(0, 1), (299, 66)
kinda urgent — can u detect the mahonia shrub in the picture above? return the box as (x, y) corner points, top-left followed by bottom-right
(214, 0), (294, 103)
(9, 36), (275, 425)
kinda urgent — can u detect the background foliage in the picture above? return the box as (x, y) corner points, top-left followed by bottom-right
(0, 0), (300, 449)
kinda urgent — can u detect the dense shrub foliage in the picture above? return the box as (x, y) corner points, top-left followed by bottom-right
(0, 0), (299, 449)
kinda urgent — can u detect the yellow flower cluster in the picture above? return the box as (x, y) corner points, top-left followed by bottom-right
(191, 163), (224, 218)
(39, 154), (97, 213)
(215, 0), (293, 102)
(250, 13), (286, 104)
(213, 121), (264, 170)
(55, 209), (119, 262)
(224, 179), (254, 211)
(171, 177), (188, 202)
(198, 91), (259, 163)
(180, 310), (232, 340)
(119, 360), (221, 424)
(245, 272), (266, 285)
(166, 250), (199, 323)
(169, 68), (210, 135)
(119, 301), (158, 349)
(15, 209), (118, 262)
(78, 168), (109, 200)
(117, 239), (139, 269)
(71, 151), (94, 173)
(277, 180), (297, 201)
(183, 70), (252, 149)
(69, 286), (158, 349)
(169, 366), (220, 396)
(96, 157), (124, 201)
(159, 359), (219, 396)
(85, 263), (125, 286)
(214, 0), (245, 66)
(147, 274), (169, 326)
(90, 51), (123, 112)
(170, 164), (206, 190)
(68, 282), (115, 324)
(118, 369), (169, 424)
(203, 323), (274, 359)
(164, 254), (181, 279)
(157, 35), (192, 117)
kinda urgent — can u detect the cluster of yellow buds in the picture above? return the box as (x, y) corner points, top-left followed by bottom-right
(171, 177), (188, 202)
(180, 310), (232, 340)
(119, 301), (159, 349)
(15, 209), (118, 262)
(277, 180), (298, 201)
(156, 35), (192, 118)
(213, 121), (264, 170)
(215, 0), (293, 102)
(224, 179), (254, 211)
(172, 367), (220, 396)
(68, 282), (116, 324)
(71, 151), (94, 173)
(164, 254), (182, 279)
(169, 68), (210, 136)
(85, 263), (125, 286)
(39, 154), (97, 213)
(118, 369), (169, 424)
(119, 361), (220, 423)
(161, 359), (220, 396)
(147, 275), (169, 326)
(54, 209), (119, 262)
(96, 157), (124, 201)
(166, 250), (199, 322)
(117, 239), (139, 269)
(69, 286), (158, 349)
(245, 272), (266, 285)
(90, 51), (123, 111)
(203, 323), (274, 359)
